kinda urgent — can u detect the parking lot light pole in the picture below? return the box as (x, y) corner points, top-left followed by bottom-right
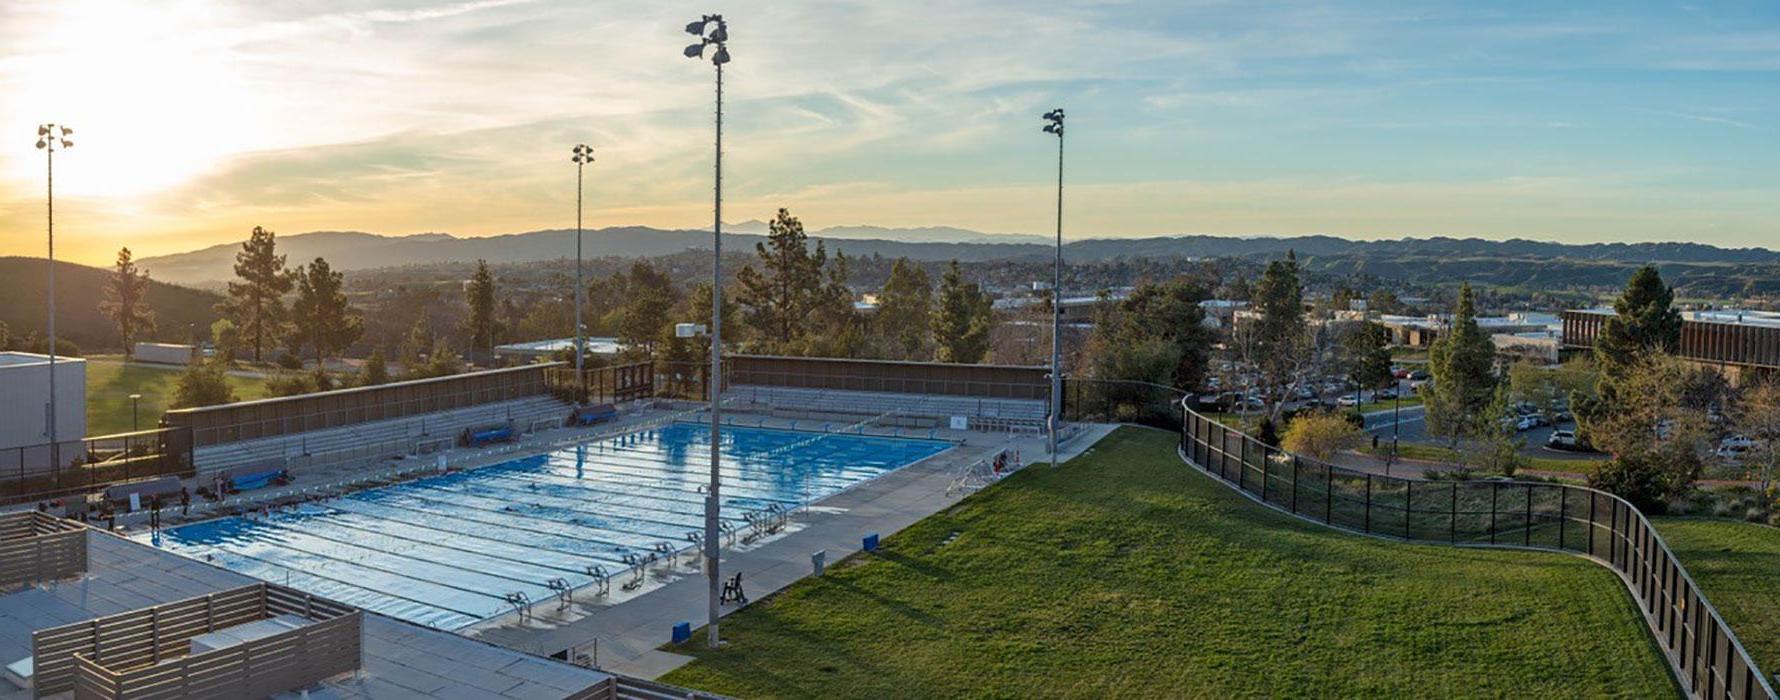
(684, 12), (730, 650)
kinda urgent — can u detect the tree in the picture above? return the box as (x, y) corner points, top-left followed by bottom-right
(359, 347), (390, 387)
(798, 250), (863, 358)
(1084, 334), (1180, 421)
(1595, 265), (1681, 376)
(1249, 253), (1308, 418)
(100, 247), (156, 357)
(874, 258), (932, 360)
(1582, 352), (1706, 509)
(289, 257), (364, 364)
(1734, 379), (1780, 492)
(218, 226), (293, 363)
(171, 361), (235, 408)
(1282, 411), (1364, 461)
(1425, 283), (1498, 446)
(1342, 321), (1392, 396)
(687, 281), (738, 360)
(616, 261), (679, 358)
(735, 208), (830, 351)
(464, 260), (497, 366)
(1366, 289), (1402, 315)
(398, 319), (433, 374)
(210, 319), (240, 365)
(931, 260), (993, 364)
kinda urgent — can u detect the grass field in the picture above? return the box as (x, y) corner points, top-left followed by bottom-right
(86, 360), (270, 435)
(1653, 517), (1780, 678)
(1358, 395), (1423, 413)
(660, 428), (1675, 698)
(1374, 441), (1598, 479)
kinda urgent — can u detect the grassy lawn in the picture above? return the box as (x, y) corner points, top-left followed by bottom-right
(1371, 441), (1598, 478)
(661, 428), (1674, 698)
(1652, 517), (1780, 678)
(86, 360), (270, 435)
(1358, 395), (1422, 413)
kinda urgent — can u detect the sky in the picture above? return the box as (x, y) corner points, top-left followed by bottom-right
(1, 0), (1777, 265)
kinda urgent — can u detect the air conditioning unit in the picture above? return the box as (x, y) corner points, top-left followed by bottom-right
(675, 323), (707, 338)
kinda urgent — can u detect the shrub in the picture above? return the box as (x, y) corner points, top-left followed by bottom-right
(1280, 411), (1364, 462)
(171, 361), (235, 409)
(275, 351), (304, 370)
(1588, 447), (1700, 514)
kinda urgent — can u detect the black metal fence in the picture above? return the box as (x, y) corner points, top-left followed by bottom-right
(1180, 405), (1774, 700)
(0, 427), (194, 506)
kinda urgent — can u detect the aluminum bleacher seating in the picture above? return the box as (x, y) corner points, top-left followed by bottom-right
(194, 395), (573, 472)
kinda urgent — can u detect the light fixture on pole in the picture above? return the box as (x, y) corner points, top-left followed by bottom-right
(1041, 108), (1064, 463)
(35, 123), (72, 478)
(684, 12), (730, 650)
(571, 144), (595, 401)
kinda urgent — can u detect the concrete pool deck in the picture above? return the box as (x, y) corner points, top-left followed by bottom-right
(467, 417), (1117, 679)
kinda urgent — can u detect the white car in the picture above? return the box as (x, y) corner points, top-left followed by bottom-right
(1336, 392), (1373, 407)
(1547, 429), (1579, 448)
(1515, 415), (1540, 432)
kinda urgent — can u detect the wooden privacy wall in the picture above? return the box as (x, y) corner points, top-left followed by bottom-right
(33, 583), (361, 698)
(727, 355), (1049, 400)
(163, 363), (560, 447)
(0, 512), (86, 591)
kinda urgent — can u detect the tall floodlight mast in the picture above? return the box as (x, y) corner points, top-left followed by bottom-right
(1041, 109), (1064, 463)
(683, 13), (730, 650)
(35, 124), (73, 477)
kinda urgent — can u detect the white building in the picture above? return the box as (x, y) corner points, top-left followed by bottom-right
(0, 352), (87, 468)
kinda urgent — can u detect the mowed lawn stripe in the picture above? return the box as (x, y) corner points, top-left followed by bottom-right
(662, 427), (1676, 699)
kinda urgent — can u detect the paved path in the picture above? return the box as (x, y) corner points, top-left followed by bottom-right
(467, 418), (1119, 679)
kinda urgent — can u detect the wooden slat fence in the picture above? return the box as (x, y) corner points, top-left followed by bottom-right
(32, 582), (361, 698)
(0, 512), (86, 590)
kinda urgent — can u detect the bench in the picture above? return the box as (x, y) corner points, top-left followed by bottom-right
(102, 476), (183, 507)
(461, 423), (515, 447)
(568, 403), (618, 427)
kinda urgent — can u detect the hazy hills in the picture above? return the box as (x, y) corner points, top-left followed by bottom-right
(0, 257), (223, 352)
(136, 224), (1780, 288)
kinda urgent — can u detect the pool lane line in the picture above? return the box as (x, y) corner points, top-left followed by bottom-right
(335, 490), (689, 553)
(155, 530), (497, 624)
(243, 512), (588, 589)
(383, 483), (715, 540)
(265, 506), (612, 578)
(323, 497), (650, 559)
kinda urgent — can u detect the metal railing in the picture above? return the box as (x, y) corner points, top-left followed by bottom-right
(0, 428), (194, 506)
(1179, 404), (1776, 700)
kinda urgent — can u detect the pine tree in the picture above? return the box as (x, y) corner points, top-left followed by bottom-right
(359, 347), (390, 386)
(931, 260), (993, 364)
(290, 257), (364, 364)
(464, 260), (496, 366)
(735, 208), (827, 351)
(875, 258), (933, 360)
(1342, 321), (1393, 393)
(1595, 265), (1681, 375)
(100, 247), (156, 358)
(1425, 283), (1499, 445)
(1249, 252), (1306, 413)
(617, 260), (678, 358)
(399, 319), (432, 374)
(218, 226), (293, 362)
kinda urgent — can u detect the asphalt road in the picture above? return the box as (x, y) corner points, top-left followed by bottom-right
(1362, 403), (1606, 462)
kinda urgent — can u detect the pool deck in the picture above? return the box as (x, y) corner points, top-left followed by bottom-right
(467, 417), (1117, 679)
(0, 529), (613, 699)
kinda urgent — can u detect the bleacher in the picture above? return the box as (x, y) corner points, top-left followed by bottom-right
(193, 395), (573, 472)
(727, 385), (1049, 432)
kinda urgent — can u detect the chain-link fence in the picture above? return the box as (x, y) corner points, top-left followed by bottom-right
(1180, 405), (1775, 699)
(1, 427), (194, 506)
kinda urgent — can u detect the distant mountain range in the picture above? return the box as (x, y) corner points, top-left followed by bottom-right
(135, 225), (1780, 288)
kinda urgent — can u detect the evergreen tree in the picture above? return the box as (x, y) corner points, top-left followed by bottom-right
(1249, 252), (1306, 414)
(1425, 283), (1498, 445)
(931, 260), (993, 364)
(688, 281), (738, 360)
(875, 258), (933, 360)
(1342, 321), (1393, 393)
(1114, 278), (1215, 390)
(799, 250), (862, 358)
(1595, 265), (1681, 376)
(210, 319), (240, 364)
(735, 208), (828, 351)
(616, 260), (678, 358)
(359, 347), (390, 386)
(290, 257), (364, 364)
(100, 247), (156, 358)
(464, 260), (496, 365)
(171, 360), (236, 408)
(218, 226), (293, 362)
(399, 319), (432, 374)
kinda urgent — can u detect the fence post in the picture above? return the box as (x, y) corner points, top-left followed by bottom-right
(1558, 487), (1568, 550)
(1524, 485), (1533, 547)
(1360, 474), (1371, 533)
(1404, 480), (1413, 539)
(1324, 462), (1333, 524)
(1450, 483), (1457, 543)
(1488, 482), (1499, 545)
(1237, 438), (1247, 491)
(1587, 491), (1597, 557)
(1289, 455), (1298, 514)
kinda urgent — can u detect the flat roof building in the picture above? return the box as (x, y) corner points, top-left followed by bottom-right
(0, 351), (86, 460)
(1563, 308), (1780, 384)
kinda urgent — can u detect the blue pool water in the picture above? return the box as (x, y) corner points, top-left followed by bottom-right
(144, 423), (950, 629)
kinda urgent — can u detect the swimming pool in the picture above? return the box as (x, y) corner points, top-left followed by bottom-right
(144, 423), (951, 629)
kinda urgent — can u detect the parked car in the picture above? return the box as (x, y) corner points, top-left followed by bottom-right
(1547, 429), (1580, 449)
(1337, 392), (1374, 407)
(1376, 387), (1398, 400)
(1407, 370), (1430, 381)
(1515, 415), (1541, 432)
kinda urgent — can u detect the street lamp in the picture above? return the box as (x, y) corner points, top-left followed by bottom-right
(35, 123), (72, 476)
(1041, 109), (1064, 463)
(684, 12), (730, 650)
(130, 394), (143, 432)
(571, 144), (595, 401)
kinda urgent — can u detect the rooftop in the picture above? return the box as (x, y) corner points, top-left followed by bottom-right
(492, 337), (624, 355)
(0, 529), (610, 699)
(0, 351), (86, 369)
(1571, 307), (1780, 329)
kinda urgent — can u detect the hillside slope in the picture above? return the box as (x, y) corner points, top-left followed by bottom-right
(0, 257), (223, 352)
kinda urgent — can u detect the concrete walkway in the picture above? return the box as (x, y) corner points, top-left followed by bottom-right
(468, 418), (1118, 679)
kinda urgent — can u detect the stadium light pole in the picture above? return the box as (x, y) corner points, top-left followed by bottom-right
(1042, 109), (1063, 464)
(571, 144), (595, 400)
(684, 12), (730, 650)
(35, 123), (72, 478)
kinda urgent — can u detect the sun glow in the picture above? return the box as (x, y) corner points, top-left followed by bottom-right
(3, 0), (269, 198)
